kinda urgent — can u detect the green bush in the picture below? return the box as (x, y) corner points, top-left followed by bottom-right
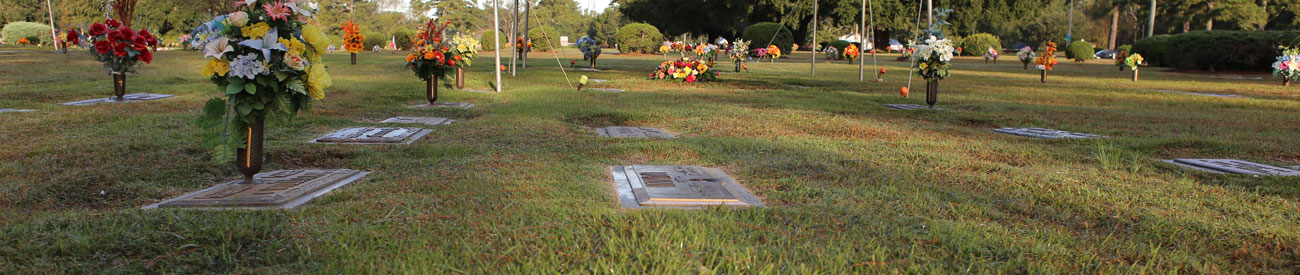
(615, 23), (663, 54)
(362, 32), (385, 49)
(742, 22), (794, 55)
(826, 40), (852, 59)
(1131, 30), (1300, 71)
(391, 27), (416, 50)
(480, 30), (506, 51)
(1117, 44), (1132, 54)
(2, 22), (51, 45)
(962, 33), (1001, 57)
(1066, 40), (1094, 61)
(527, 26), (558, 51)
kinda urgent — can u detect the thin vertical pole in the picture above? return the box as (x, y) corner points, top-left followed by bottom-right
(47, 0), (58, 51)
(858, 0), (865, 81)
(1147, 0), (1156, 37)
(811, 0), (817, 75)
(509, 0), (518, 76)
(522, 0), (530, 69)
(927, 0), (933, 25)
(1067, 0), (1075, 47)
(494, 0), (502, 92)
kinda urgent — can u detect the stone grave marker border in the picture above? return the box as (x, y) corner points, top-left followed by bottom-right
(1163, 159), (1300, 176)
(142, 169), (370, 210)
(593, 126), (676, 139)
(611, 165), (763, 209)
(310, 127), (432, 145)
(993, 127), (1106, 139)
(60, 93), (174, 106)
(411, 102), (476, 109)
(881, 104), (942, 111)
(380, 116), (455, 126)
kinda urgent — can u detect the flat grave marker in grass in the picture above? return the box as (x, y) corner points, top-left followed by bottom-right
(1208, 75), (1265, 80)
(588, 88), (625, 93)
(594, 126), (676, 139)
(0, 108), (35, 113)
(611, 165), (763, 209)
(311, 127), (432, 145)
(576, 68), (601, 72)
(462, 89), (493, 93)
(882, 104), (943, 111)
(1152, 89), (1246, 98)
(381, 116), (455, 126)
(993, 127), (1106, 139)
(412, 102), (476, 109)
(1163, 159), (1300, 176)
(589, 79), (610, 83)
(142, 169), (370, 209)
(60, 93), (174, 106)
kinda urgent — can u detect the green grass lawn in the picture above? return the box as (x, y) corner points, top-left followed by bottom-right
(2, 45), (1299, 273)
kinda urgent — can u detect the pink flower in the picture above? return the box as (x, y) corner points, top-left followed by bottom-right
(263, 1), (293, 21)
(685, 75), (697, 83)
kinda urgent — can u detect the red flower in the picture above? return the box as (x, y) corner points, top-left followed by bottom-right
(65, 29), (80, 45)
(107, 31), (122, 42)
(138, 50), (153, 64)
(118, 28), (134, 40)
(89, 23), (106, 36)
(94, 40), (111, 54)
(132, 36), (148, 51)
(113, 42), (129, 57)
(685, 75), (697, 83)
(147, 37), (158, 46)
(106, 19), (120, 28)
(447, 59), (456, 67)
(137, 29), (153, 40)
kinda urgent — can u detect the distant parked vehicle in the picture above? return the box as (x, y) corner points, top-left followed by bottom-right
(1095, 49), (1118, 59)
(888, 39), (904, 52)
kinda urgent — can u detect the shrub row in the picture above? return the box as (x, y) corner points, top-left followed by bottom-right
(1131, 30), (1300, 71)
(1, 22), (52, 45)
(616, 23), (663, 54)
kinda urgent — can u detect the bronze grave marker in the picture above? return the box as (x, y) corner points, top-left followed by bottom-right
(611, 165), (762, 209)
(143, 169), (370, 209)
(311, 127), (431, 144)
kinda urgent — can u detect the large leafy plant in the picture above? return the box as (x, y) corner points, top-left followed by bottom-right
(192, 0), (332, 162)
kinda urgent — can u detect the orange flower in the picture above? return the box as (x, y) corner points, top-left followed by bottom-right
(423, 51), (436, 59)
(406, 53), (416, 62)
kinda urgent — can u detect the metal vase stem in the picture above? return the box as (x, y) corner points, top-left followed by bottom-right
(235, 117), (265, 184)
(427, 76), (438, 104)
(351, 53), (356, 65)
(112, 72), (126, 100)
(1132, 69), (1139, 82)
(456, 68), (465, 89)
(926, 80), (938, 107)
(1040, 70), (1047, 83)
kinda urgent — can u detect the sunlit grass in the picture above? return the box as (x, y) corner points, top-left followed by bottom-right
(1, 45), (1298, 273)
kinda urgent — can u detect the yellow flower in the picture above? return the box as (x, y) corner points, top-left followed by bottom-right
(200, 58), (229, 77)
(919, 63), (929, 70)
(697, 64), (708, 72)
(280, 37), (307, 55)
(304, 63), (331, 100)
(300, 24), (329, 63)
(241, 23), (270, 39)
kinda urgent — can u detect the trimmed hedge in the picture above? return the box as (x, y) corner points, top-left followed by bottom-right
(742, 22), (794, 55)
(2, 22), (52, 45)
(1131, 30), (1300, 71)
(1066, 40), (1094, 61)
(527, 26), (558, 51)
(480, 30), (506, 51)
(616, 23), (663, 54)
(962, 33), (1001, 56)
(392, 27), (416, 50)
(826, 40), (852, 59)
(363, 32), (385, 49)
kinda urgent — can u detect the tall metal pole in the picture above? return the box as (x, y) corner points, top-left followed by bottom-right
(926, 0), (933, 25)
(509, 0), (518, 76)
(522, 0), (530, 69)
(47, 0), (58, 51)
(858, 0), (865, 81)
(811, 0), (816, 75)
(1147, 0), (1156, 37)
(1067, 0), (1075, 47)
(494, 0), (502, 92)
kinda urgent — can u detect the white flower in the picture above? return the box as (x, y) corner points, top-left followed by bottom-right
(228, 12), (249, 27)
(230, 53), (268, 80)
(203, 37), (233, 59)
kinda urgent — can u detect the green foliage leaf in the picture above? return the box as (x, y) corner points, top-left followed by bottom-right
(244, 83), (258, 95)
(225, 83), (243, 95)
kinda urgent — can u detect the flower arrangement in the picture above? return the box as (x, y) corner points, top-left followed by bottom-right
(1123, 53), (1144, 71)
(17, 38), (31, 45)
(766, 45), (781, 62)
(1016, 46), (1034, 69)
(983, 46), (999, 62)
(1272, 46), (1299, 86)
(192, 0), (331, 173)
(407, 19), (473, 101)
(912, 36), (954, 80)
(695, 43), (719, 61)
(659, 44), (672, 57)
(1034, 42), (1058, 71)
(342, 21), (364, 54)
(577, 36), (602, 68)
(844, 44), (860, 63)
(730, 39), (750, 72)
(824, 45), (839, 62)
(650, 57), (719, 83)
(69, 18), (158, 73)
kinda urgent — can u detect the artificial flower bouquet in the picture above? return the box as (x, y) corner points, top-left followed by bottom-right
(406, 19), (473, 101)
(650, 57), (720, 83)
(1272, 46), (1299, 86)
(912, 35), (954, 81)
(192, 0), (331, 172)
(983, 46), (999, 63)
(577, 36), (602, 68)
(844, 44), (860, 63)
(766, 45), (781, 62)
(66, 18), (159, 99)
(824, 45), (839, 62)
(1034, 42), (1058, 71)
(1016, 46), (1034, 70)
(730, 39), (750, 72)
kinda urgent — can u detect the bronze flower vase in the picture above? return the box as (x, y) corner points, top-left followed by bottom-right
(235, 117), (265, 184)
(589, 59), (597, 69)
(1132, 68), (1139, 82)
(1284, 79), (1290, 87)
(455, 68), (465, 90)
(1023, 63), (1029, 70)
(1119, 65), (1124, 71)
(426, 75), (439, 104)
(925, 80), (939, 107)
(111, 72), (127, 100)
(351, 53), (357, 65)
(734, 61), (741, 72)
(1040, 70), (1047, 83)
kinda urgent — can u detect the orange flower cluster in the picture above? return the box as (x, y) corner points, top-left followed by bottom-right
(341, 21), (364, 53)
(1034, 41), (1059, 70)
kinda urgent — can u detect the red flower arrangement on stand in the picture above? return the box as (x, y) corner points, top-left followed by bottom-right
(68, 18), (158, 100)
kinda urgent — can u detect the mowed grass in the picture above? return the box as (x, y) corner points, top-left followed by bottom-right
(1, 45), (1299, 273)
